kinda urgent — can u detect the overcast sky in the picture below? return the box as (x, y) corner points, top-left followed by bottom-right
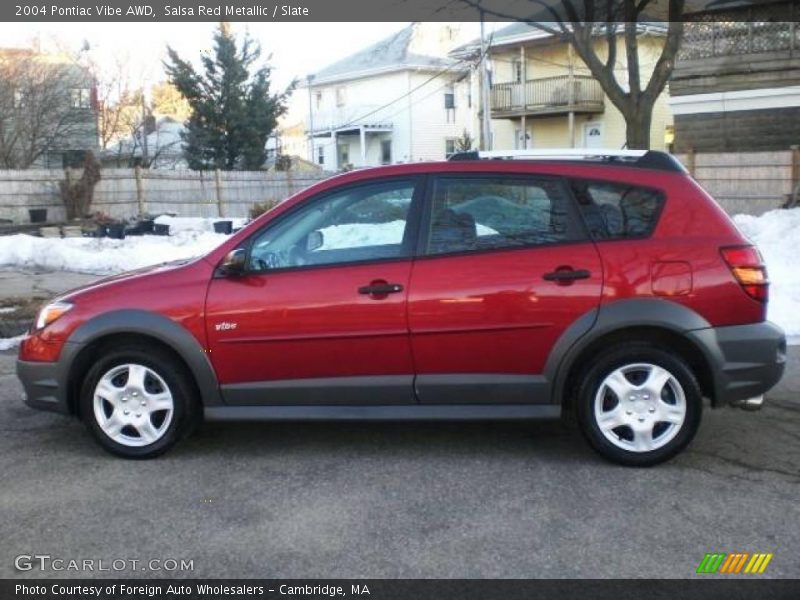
(0, 22), (485, 90)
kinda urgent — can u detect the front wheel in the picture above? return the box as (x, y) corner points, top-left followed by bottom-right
(79, 344), (199, 458)
(575, 343), (702, 466)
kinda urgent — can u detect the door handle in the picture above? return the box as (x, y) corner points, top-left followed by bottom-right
(358, 282), (404, 295)
(543, 268), (591, 283)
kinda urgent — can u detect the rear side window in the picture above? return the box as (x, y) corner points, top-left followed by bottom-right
(426, 177), (584, 256)
(571, 180), (664, 240)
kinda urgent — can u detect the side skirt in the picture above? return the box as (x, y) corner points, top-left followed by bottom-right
(204, 404), (561, 422)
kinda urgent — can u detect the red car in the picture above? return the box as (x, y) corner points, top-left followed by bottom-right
(16, 150), (786, 465)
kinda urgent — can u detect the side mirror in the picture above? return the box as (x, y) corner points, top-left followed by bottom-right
(306, 230), (324, 253)
(220, 248), (246, 275)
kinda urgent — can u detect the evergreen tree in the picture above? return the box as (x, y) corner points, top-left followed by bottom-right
(164, 23), (293, 170)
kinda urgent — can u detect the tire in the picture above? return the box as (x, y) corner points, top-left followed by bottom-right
(79, 343), (199, 459)
(575, 342), (702, 467)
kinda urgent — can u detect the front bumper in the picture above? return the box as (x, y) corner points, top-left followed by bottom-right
(17, 358), (70, 415)
(688, 321), (786, 406)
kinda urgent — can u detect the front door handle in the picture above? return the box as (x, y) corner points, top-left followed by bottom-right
(358, 282), (404, 296)
(543, 267), (591, 284)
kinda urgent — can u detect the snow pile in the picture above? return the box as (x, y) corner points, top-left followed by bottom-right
(733, 208), (800, 339)
(0, 230), (228, 275)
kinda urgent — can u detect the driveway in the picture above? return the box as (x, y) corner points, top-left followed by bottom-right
(0, 270), (798, 579)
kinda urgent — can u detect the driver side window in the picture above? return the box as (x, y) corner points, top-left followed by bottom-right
(248, 180), (417, 271)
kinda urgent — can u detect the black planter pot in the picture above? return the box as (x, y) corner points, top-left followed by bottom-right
(28, 208), (48, 223)
(138, 219), (155, 234)
(213, 220), (233, 234)
(106, 224), (126, 239)
(95, 224), (108, 238)
(153, 223), (170, 236)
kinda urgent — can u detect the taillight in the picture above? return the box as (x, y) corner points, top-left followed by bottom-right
(721, 245), (768, 303)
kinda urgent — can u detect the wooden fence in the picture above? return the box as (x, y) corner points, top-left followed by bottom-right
(0, 168), (329, 224)
(676, 149), (800, 216)
(1, 153), (797, 224)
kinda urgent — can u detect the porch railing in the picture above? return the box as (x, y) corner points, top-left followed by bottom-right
(490, 75), (604, 115)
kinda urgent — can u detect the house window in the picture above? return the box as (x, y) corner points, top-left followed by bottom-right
(315, 91), (322, 109)
(444, 85), (455, 110)
(445, 138), (457, 158)
(381, 140), (392, 165)
(512, 58), (522, 83)
(70, 88), (91, 109)
(336, 87), (346, 107)
(317, 145), (325, 165)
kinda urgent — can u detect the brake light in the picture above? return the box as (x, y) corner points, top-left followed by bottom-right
(721, 246), (768, 303)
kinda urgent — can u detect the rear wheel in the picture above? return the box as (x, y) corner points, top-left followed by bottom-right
(79, 344), (199, 458)
(575, 343), (702, 466)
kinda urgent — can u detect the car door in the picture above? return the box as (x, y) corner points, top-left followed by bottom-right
(408, 174), (603, 404)
(206, 177), (423, 406)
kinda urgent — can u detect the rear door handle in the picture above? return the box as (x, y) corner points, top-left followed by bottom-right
(358, 282), (404, 295)
(543, 268), (591, 283)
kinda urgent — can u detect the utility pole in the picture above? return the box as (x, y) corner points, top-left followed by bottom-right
(306, 74), (315, 164)
(520, 44), (527, 149)
(480, 11), (492, 151)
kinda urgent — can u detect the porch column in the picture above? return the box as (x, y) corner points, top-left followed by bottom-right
(360, 126), (367, 166)
(331, 131), (338, 170)
(568, 44), (575, 148)
(520, 45), (527, 149)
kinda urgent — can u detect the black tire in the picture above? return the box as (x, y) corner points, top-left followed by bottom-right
(575, 342), (702, 467)
(79, 343), (199, 459)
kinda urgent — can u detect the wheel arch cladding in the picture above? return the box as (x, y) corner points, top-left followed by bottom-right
(63, 310), (222, 414)
(549, 298), (717, 407)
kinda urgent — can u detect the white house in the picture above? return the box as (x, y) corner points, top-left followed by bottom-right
(100, 116), (186, 169)
(283, 23), (475, 171)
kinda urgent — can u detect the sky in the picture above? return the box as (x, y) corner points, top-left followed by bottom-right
(0, 22), (484, 91)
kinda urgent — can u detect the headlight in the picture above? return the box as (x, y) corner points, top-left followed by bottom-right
(35, 301), (73, 330)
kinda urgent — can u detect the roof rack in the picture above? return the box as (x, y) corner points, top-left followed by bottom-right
(447, 149), (687, 173)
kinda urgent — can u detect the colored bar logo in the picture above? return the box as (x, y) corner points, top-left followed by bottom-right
(696, 552), (773, 574)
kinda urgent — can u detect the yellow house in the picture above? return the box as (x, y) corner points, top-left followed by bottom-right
(451, 23), (673, 151)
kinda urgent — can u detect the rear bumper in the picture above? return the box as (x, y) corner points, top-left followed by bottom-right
(688, 321), (786, 406)
(16, 358), (70, 415)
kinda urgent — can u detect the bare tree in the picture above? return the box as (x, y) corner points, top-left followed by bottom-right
(89, 54), (143, 151)
(461, 0), (686, 149)
(0, 50), (96, 168)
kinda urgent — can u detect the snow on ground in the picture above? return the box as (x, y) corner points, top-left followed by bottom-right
(733, 208), (800, 341)
(0, 230), (228, 276)
(0, 334), (24, 351)
(0, 217), (243, 276)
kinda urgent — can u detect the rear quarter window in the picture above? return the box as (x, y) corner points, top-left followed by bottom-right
(571, 180), (665, 240)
